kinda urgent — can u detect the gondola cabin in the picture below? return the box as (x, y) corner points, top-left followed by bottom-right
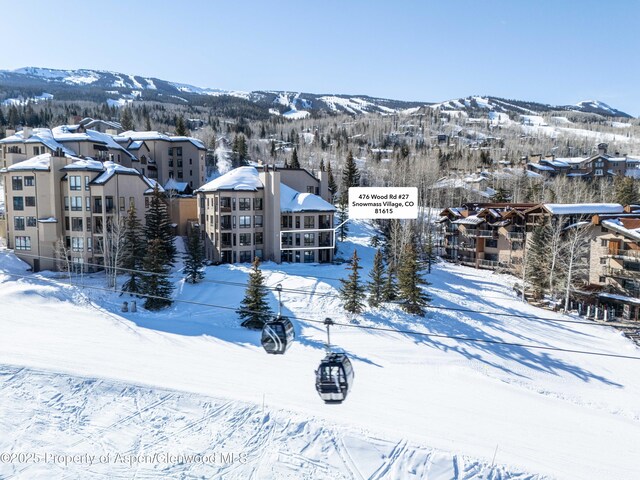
(261, 316), (295, 354)
(315, 352), (354, 403)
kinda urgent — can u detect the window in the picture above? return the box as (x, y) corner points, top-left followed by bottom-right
(599, 276), (606, 283)
(177, 159), (183, 168)
(254, 198), (263, 210)
(176, 147), (182, 156)
(168, 159), (174, 167)
(600, 258), (607, 265)
(15, 236), (31, 250)
(595, 169), (603, 176)
(119, 197), (125, 211)
(282, 251), (293, 262)
(304, 216), (315, 229)
(254, 215), (263, 227)
(255, 232), (263, 245)
(25, 196), (36, 207)
(105, 196), (114, 213)
(71, 237), (84, 252)
(71, 196), (82, 211)
(239, 233), (252, 246)
(64, 196), (69, 211)
(485, 239), (498, 248)
(601, 239), (608, 247)
(282, 232), (293, 246)
(307, 186), (315, 193)
(145, 197), (150, 209)
(33, 146), (41, 156)
(87, 238), (93, 252)
(239, 216), (251, 228)
(12, 176), (23, 191)
(232, 198), (236, 211)
(168, 147), (173, 156)
(129, 197), (135, 208)
(65, 216), (70, 230)
(239, 251), (252, 263)
(255, 249), (263, 260)
(14, 217), (25, 231)
(85, 176), (90, 190)
(13, 197), (24, 211)
(69, 175), (81, 191)
(304, 250), (314, 263)
(72, 218), (83, 232)
(24, 176), (35, 187)
(304, 233), (315, 246)
(295, 217), (300, 228)
(239, 198), (251, 211)
(26, 216), (36, 227)
(177, 170), (183, 179)
(221, 215), (232, 229)
(86, 196), (91, 211)
(189, 158), (192, 165)
(220, 197), (231, 210)
(86, 218), (92, 232)
(281, 216), (292, 228)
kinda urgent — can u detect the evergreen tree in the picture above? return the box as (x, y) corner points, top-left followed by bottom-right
(327, 160), (338, 201)
(144, 113), (152, 131)
(526, 223), (551, 299)
(340, 250), (365, 314)
(145, 185), (176, 265)
(491, 187), (512, 202)
(232, 134), (248, 166)
(337, 195), (349, 241)
(423, 227), (438, 274)
(614, 176), (639, 205)
(319, 158), (325, 172)
(367, 249), (385, 308)
(175, 115), (188, 136)
(397, 242), (431, 315)
(141, 239), (174, 310)
(121, 204), (145, 295)
(120, 107), (134, 131)
(184, 225), (206, 283)
(382, 268), (398, 302)
(237, 257), (273, 329)
(340, 151), (360, 203)
(290, 147), (300, 168)
(270, 140), (276, 159)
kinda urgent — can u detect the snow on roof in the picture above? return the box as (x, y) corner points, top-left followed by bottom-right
(527, 163), (555, 171)
(128, 140), (145, 150)
(280, 183), (335, 213)
(115, 131), (206, 149)
(91, 161), (140, 185)
(197, 166), (263, 192)
(144, 178), (165, 194)
(37, 217), (58, 223)
(598, 292), (640, 306)
(5, 153), (53, 171)
(164, 178), (190, 192)
(544, 203), (624, 215)
(0, 128), (75, 155)
(453, 215), (485, 225)
(601, 218), (640, 242)
(61, 158), (105, 171)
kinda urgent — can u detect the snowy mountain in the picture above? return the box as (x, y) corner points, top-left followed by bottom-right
(0, 67), (633, 119)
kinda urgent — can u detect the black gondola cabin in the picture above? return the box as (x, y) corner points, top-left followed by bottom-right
(261, 316), (295, 354)
(315, 352), (354, 403)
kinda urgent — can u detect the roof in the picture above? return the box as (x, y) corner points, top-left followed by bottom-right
(197, 166), (263, 192)
(91, 161), (141, 185)
(280, 183), (335, 213)
(164, 178), (190, 193)
(601, 218), (640, 242)
(61, 158), (105, 171)
(543, 203), (624, 215)
(453, 215), (485, 225)
(0, 128), (76, 156)
(114, 130), (206, 150)
(3, 153), (54, 171)
(51, 127), (135, 159)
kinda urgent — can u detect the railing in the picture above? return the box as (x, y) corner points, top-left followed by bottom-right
(602, 266), (640, 279)
(478, 259), (499, 268)
(458, 244), (477, 251)
(476, 230), (494, 238)
(220, 206), (231, 212)
(220, 224), (232, 231)
(462, 229), (478, 237)
(507, 232), (524, 240)
(609, 249), (640, 261)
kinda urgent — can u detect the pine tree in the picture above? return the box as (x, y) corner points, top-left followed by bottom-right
(121, 204), (145, 295)
(340, 250), (365, 314)
(382, 268), (398, 302)
(337, 195), (349, 241)
(319, 158), (325, 172)
(270, 140), (276, 159)
(423, 227), (438, 274)
(327, 161), (338, 201)
(175, 115), (188, 136)
(120, 107), (134, 131)
(290, 147), (300, 169)
(367, 250), (385, 308)
(614, 176), (639, 205)
(145, 185), (176, 266)
(526, 223), (551, 299)
(184, 225), (206, 283)
(491, 187), (512, 202)
(341, 151), (360, 203)
(141, 239), (174, 310)
(144, 113), (152, 131)
(237, 257), (273, 329)
(397, 242), (431, 315)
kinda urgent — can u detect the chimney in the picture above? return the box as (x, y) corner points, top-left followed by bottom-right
(598, 143), (608, 155)
(5, 129), (15, 138)
(22, 126), (33, 139)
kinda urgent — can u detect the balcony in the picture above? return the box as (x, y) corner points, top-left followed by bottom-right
(609, 249), (640, 261)
(458, 244), (477, 251)
(476, 230), (495, 238)
(507, 232), (524, 241)
(220, 223), (232, 231)
(461, 229), (478, 237)
(602, 266), (640, 279)
(478, 259), (499, 269)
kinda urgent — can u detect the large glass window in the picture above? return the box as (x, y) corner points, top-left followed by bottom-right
(254, 215), (263, 227)
(239, 216), (251, 228)
(69, 175), (81, 191)
(255, 232), (263, 245)
(25, 196), (36, 207)
(26, 216), (36, 227)
(304, 250), (315, 263)
(24, 176), (35, 187)
(254, 198), (263, 210)
(239, 233), (252, 246)
(239, 198), (251, 211)
(72, 218), (83, 232)
(14, 217), (25, 231)
(13, 197), (24, 211)
(304, 216), (315, 229)
(304, 233), (315, 246)
(11, 176), (22, 191)
(71, 196), (82, 211)
(15, 236), (31, 250)
(72, 237), (84, 252)
(239, 251), (252, 263)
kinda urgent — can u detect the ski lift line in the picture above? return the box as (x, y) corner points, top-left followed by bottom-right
(1, 254), (636, 329)
(2, 271), (640, 362)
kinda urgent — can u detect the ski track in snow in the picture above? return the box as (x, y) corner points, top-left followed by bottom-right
(0, 365), (533, 480)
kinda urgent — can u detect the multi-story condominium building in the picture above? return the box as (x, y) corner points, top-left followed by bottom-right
(1, 123), (207, 189)
(527, 143), (640, 178)
(196, 165), (335, 264)
(587, 213), (640, 321)
(112, 131), (206, 188)
(0, 149), (155, 272)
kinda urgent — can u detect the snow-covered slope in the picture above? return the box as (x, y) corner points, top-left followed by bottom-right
(0, 222), (639, 479)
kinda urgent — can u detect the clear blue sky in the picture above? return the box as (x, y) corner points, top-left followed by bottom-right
(1, 0), (638, 115)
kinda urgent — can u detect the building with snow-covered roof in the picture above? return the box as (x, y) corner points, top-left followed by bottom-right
(196, 165), (335, 264)
(0, 150), (155, 272)
(112, 130), (206, 188)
